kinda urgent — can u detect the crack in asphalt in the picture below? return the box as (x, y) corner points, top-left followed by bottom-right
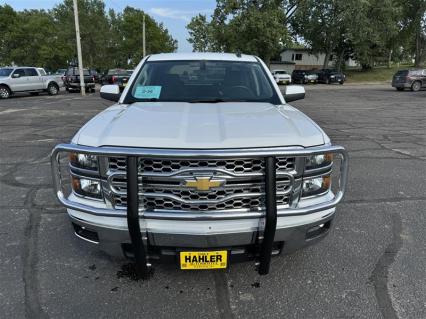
(369, 213), (403, 319)
(0, 160), (50, 318)
(22, 189), (49, 319)
(213, 272), (235, 319)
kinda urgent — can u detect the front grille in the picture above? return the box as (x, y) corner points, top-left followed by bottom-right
(108, 156), (295, 175)
(106, 156), (297, 212)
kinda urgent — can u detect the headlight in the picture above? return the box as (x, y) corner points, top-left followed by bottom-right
(305, 153), (333, 170)
(71, 176), (102, 199)
(302, 175), (331, 197)
(330, 75), (335, 78)
(69, 152), (98, 170)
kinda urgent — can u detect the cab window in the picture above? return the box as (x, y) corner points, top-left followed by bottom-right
(12, 69), (26, 77)
(25, 68), (38, 76)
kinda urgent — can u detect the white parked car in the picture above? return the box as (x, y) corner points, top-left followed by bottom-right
(0, 67), (62, 98)
(272, 69), (292, 84)
(51, 53), (348, 277)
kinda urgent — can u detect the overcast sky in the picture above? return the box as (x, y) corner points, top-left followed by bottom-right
(1, 0), (216, 52)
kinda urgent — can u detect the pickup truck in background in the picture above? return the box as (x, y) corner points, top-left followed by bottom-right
(272, 70), (292, 85)
(101, 69), (130, 91)
(64, 67), (96, 93)
(0, 67), (62, 99)
(317, 69), (345, 85)
(51, 53), (348, 277)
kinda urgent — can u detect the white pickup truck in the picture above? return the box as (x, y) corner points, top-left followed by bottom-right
(51, 53), (348, 277)
(0, 67), (62, 99)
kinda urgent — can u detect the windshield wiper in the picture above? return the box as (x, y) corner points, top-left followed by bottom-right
(188, 98), (250, 103)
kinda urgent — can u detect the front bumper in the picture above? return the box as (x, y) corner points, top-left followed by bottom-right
(68, 82), (95, 89)
(275, 78), (291, 84)
(392, 81), (411, 88)
(69, 204), (335, 259)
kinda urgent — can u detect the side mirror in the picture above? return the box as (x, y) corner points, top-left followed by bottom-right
(284, 85), (305, 102)
(12, 73), (20, 78)
(100, 85), (121, 102)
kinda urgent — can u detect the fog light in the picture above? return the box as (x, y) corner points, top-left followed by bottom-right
(302, 175), (331, 197)
(71, 176), (102, 199)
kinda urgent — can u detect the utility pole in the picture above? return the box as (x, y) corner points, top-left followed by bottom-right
(73, 0), (85, 96)
(143, 14), (146, 57)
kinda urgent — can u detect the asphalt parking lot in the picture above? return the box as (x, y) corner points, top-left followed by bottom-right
(0, 85), (425, 319)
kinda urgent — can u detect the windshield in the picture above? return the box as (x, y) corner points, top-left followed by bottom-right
(395, 70), (408, 76)
(0, 68), (13, 77)
(127, 60), (280, 104)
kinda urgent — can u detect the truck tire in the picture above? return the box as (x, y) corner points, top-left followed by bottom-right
(411, 81), (421, 92)
(0, 85), (10, 99)
(47, 83), (59, 95)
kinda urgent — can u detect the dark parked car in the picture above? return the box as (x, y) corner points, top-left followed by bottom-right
(392, 69), (426, 91)
(90, 69), (101, 83)
(317, 69), (345, 84)
(291, 70), (318, 84)
(64, 67), (95, 93)
(102, 69), (130, 90)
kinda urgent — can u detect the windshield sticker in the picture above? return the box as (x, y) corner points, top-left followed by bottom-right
(134, 85), (162, 99)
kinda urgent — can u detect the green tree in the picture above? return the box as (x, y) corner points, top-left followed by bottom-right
(290, 0), (346, 69)
(52, 0), (111, 70)
(187, 14), (213, 52)
(0, 5), (18, 66)
(0, 1), (177, 71)
(291, 0), (404, 70)
(398, 0), (426, 66)
(114, 7), (177, 68)
(187, 0), (290, 64)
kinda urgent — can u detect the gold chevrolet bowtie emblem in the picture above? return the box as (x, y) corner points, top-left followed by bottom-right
(184, 176), (225, 191)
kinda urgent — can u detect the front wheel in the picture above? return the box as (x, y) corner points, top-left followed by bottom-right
(0, 85), (11, 99)
(411, 81), (421, 92)
(47, 83), (59, 95)
(339, 81), (344, 85)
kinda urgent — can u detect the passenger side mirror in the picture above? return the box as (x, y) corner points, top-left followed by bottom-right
(12, 73), (20, 78)
(100, 85), (121, 102)
(284, 85), (305, 102)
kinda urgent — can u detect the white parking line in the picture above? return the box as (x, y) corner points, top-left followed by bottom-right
(0, 109), (25, 115)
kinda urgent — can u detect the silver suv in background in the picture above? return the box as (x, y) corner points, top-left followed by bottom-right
(0, 67), (63, 99)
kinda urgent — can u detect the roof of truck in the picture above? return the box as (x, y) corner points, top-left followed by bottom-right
(147, 52), (258, 62)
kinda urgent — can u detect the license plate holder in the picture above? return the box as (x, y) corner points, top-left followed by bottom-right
(180, 250), (228, 270)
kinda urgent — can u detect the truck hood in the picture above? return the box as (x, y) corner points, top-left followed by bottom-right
(73, 102), (326, 149)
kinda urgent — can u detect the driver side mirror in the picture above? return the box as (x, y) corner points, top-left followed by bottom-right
(12, 73), (20, 78)
(284, 85), (305, 102)
(100, 85), (121, 102)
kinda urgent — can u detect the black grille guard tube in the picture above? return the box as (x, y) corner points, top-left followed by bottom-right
(126, 156), (150, 279)
(258, 157), (277, 275)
